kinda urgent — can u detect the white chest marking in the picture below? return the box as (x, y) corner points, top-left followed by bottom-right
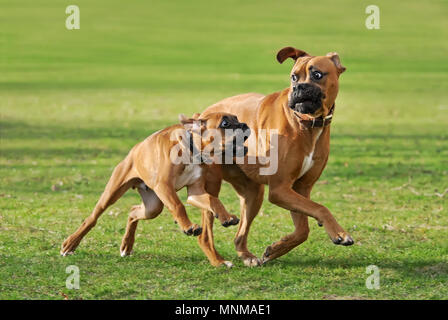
(298, 129), (323, 179)
(175, 164), (202, 190)
(298, 153), (314, 179)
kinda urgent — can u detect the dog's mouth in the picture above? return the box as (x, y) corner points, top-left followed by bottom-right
(289, 84), (324, 115)
(223, 128), (250, 158)
(233, 143), (248, 156)
(293, 100), (322, 115)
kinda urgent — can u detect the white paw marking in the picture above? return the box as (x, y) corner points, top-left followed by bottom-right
(243, 257), (260, 267)
(120, 250), (132, 257)
(223, 261), (234, 268)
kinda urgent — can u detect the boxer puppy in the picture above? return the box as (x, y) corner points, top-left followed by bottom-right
(61, 112), (250, 267)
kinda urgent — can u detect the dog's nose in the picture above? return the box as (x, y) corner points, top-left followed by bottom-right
(240, 123), (249, 131)
(295, 83), (309, 91)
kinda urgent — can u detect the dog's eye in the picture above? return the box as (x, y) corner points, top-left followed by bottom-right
(312, 71), (323, 80)
(291, 74), (298, 82)
(220, 119), (230, 128)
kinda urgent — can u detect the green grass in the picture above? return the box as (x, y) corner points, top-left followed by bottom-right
(1, 0), (447, 299)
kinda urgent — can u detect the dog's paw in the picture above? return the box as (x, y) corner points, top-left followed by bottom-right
(332, 232), (354, 246)
(60, 250), (74, 257)
(183, 224), (202, 236)
(221, 215), (240, 227)
(261, 245), (273, 264)
(120, 249), (133, 257)
(60, 237), (79, 256)
(220, 261), (234, 268)
(243, 257), (262, 267)
(239, 252), (262, 267)
(119, 240), (135, 257)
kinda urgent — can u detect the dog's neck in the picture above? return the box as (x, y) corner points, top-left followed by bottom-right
(275, 90), (333, 155)
(293, 104), (335, 129)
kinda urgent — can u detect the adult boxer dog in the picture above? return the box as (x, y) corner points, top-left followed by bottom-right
(199, 47), (354, 267)
(61, 112), (249, 266)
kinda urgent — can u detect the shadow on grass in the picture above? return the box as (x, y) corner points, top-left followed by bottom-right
(2, 118), (446, 196)
(263, 256), (448, 277)
(1, 119), (164, 160)
(8, 248), (445, 279)
(3, 118), (447, 141)
(1, 119), (164, 141)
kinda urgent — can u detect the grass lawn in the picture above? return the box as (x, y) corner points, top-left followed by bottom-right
(0, 0), (447, 299)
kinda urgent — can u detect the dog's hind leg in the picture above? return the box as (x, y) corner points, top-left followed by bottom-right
(61, 158), (136, 256)
(120, 185), (164, 257)
(261, 211), (309, 264)
(261, 180), (313, 263)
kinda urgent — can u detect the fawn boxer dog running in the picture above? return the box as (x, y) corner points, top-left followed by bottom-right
(199, 47), (354, 267)
(61, 112), (250, 267)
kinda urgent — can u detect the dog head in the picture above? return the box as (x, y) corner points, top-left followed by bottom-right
(179, 112), (250, 161)
(277, 47), (346, 117)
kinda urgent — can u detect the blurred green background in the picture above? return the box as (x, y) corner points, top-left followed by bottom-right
(0, 0), (447, 299)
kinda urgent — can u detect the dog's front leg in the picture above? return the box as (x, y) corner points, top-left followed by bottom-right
(267, 181), (353, 246)
(153, 183), (202, 236)
(197, 209), (233, 268)
(186, 180), (239, 227)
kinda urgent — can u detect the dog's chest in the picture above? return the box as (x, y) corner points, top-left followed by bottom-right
(297, 129), (323, 179)
(298, 153), (315, 179)
(175, 164), (203, 190)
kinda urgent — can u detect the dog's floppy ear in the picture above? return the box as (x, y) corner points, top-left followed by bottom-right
(179, 114), (190, 124)
(326, 52), (346, 75)
(191, 113), (201, 120)
(276, 47), (309, 64)
(179, 114), (204, 132)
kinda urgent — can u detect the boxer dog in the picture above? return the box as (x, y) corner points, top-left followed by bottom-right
(61, 112), (250, 267)
(199, 47), (354, 267)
